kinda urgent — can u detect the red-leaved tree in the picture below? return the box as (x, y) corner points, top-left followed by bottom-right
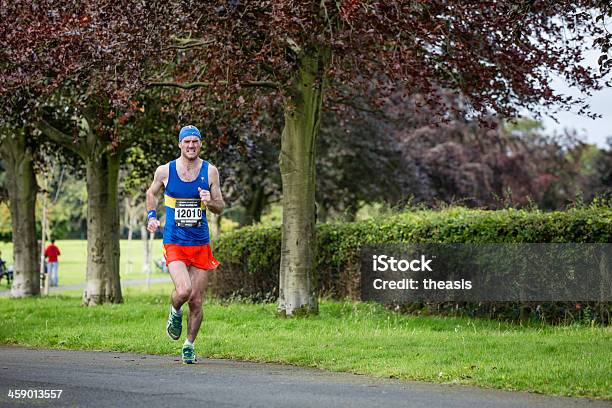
(0, 1), (172, 303)
(149, 1), (608, 315)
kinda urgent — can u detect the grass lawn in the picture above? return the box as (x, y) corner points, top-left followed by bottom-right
(0, 239), (168, 286)
(0, 284), (610, 399)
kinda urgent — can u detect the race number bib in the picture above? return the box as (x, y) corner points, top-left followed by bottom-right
(174, 199), (203, 227)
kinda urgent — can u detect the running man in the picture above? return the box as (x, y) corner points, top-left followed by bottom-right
(146, 125), (225, 364)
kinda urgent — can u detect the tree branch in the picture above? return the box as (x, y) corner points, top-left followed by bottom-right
(36, 118), (87, 158)
(163, 38), (214, 51)
(332, 97), (412, 126)
(170, 36), (209, 45)
(147, 80), (280, 90)
(285, 37), (302, 55)
(76, 107), (97, 152)
(334, 98), (386, 116)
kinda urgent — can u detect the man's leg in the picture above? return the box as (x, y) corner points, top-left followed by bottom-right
(168, 261), (192, 310)
(51, 263), (58, 286)
(166, 261), (191, 340)
(186, 266), (209, 343)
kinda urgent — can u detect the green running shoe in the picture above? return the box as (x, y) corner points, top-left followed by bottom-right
(166, 307), (182, 340)
(182, 344), (196, 364)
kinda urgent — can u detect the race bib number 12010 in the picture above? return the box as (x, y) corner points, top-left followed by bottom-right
(174, 199), (203, 227)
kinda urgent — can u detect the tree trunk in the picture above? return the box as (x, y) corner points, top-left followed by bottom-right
(342, 201), (358, 222)
(37, 115), (123, 305)
(40, 195), (49, 295)
(242, 185), (267, 226)
(209, 212), (222, 244)
(141, 225), (151, 288)
(0, 130), (40, 297)
(82, 152), (123, 305)
(277, 48), (329, 316)
(316, 201), (328, 224)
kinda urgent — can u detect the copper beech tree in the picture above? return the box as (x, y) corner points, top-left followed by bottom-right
(150, 1), (607, 315)
(0, 1), (171, 303)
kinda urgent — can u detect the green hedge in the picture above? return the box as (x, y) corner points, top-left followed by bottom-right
(209, 205), (612, 323)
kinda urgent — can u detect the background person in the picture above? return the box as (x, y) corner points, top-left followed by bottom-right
(0, 249), (10, 286)
(44, 239), (61, 287)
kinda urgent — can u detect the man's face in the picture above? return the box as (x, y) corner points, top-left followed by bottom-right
(179, 136), (202, 160)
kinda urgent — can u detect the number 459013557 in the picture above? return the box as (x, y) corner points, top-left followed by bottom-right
(8, 389), (63, 399)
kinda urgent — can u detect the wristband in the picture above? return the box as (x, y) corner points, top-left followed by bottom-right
(147, 210), (157, 220)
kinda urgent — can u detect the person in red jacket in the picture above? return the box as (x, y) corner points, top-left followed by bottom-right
(44, 240), (61, 287)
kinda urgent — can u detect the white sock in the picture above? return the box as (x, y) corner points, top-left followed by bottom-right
(172, 305), (182, 315)
(184, 339), (194, 347)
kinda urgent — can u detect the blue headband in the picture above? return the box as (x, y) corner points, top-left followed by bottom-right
(178, 125), (201, 142)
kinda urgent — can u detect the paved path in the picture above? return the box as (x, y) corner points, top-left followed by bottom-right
(0, 277), (172, 297)
(0, 347), (609, 408)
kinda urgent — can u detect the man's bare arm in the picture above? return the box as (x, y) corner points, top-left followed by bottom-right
(146, 165), (168, 232)
(205, 164), (225, 215)
(146, 165), (168, 211)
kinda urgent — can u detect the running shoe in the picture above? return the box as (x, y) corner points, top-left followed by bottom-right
(166, 307), (182, 340)
(182, 343), (196, 364)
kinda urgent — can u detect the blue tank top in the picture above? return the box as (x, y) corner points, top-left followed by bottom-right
(163, 160), (210, 245)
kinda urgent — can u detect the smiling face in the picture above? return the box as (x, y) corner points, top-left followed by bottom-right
(179, 136), (202, 161)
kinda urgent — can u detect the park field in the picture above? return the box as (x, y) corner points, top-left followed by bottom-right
(0, 239), (167, 287)
(0, 284), (610, 400)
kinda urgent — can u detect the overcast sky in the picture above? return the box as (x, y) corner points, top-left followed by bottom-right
(536, 47), (611, 148)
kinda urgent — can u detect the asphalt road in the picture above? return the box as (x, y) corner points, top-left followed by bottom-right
(0, 347), (609, 408)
